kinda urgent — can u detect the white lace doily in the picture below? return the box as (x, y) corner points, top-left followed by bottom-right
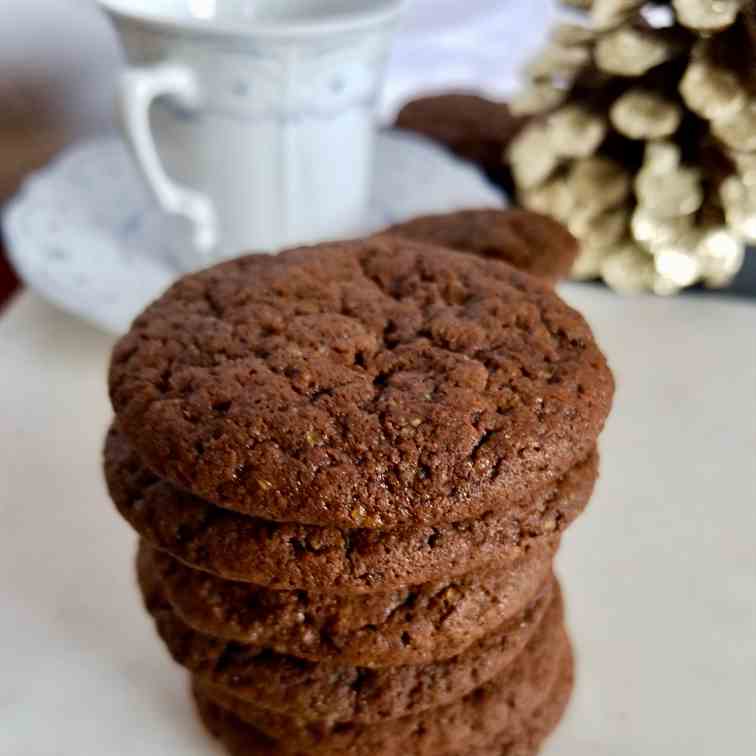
(3, 131), (503, 334)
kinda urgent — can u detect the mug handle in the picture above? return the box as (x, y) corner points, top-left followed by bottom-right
(118, 63), (218, 253)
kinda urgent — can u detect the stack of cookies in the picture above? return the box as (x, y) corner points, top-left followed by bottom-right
(104, 233), (613, 756)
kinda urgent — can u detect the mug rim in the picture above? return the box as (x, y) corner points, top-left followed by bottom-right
(95, 0), (405, 38)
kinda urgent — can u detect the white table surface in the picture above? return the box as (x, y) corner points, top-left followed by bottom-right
(1, 289), (755, 755)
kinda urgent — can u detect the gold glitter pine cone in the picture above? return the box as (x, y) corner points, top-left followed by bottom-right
(505, 0), (754, 294)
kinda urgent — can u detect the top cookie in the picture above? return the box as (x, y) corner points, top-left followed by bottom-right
(385, 209), (579, 283)
(109, 237), (613, 528)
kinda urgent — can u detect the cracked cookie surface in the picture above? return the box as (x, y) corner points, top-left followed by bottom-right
(193, 622), (573, 756)
(108, 427), (596, 592)
(138, 538), (553, 666)
(191, 602), (568, 755)
(139, 567), (557, 724)
(109, 238), (613, 528)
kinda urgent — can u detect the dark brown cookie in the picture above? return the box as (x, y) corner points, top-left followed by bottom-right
(192, 607), (568, 755)
(139, 567), (557, 724)
(395, 93), (526, 182)
(109, 238), (614, 528)
(465, 648), (574, 756)
(107, 426), (596, 592)
(384, 209), (579, 283)
(193, 636), (574, 756)
(138, 536), (553, 666)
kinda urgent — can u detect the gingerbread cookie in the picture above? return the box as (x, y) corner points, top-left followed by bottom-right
(139, 567), (558, 724)
(395, 93), (525, 181)
(109, 238), (613, 528)
(193, 641), (574, 756)
(108, 426), (596, 592)
(138, 538), (553, 666)
(192, 613), (568, 755)
(385, 209), (579, 283)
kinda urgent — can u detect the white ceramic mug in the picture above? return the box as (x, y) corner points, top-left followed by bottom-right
(97, 0), (404, 259)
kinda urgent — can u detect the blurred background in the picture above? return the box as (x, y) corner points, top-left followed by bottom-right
(1, 0), (755, 305)
(0, 6), (753, 755)
(0, 0), (557, 306)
